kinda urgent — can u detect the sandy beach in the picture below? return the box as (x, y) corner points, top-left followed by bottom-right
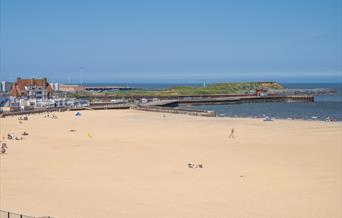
(0, 109), (341, 218)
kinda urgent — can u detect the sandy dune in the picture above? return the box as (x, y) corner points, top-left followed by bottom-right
(0, 110), (341, 218)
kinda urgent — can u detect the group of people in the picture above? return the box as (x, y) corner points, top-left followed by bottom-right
(186, 128), (235, 168)
(44, 113), (58, 119)
(7, 133), (23, 141)
(18, 116), (28, 124)
(188, 162), (203, 168)
(1, 131), (30, 154)
(18, 116), (28, 121)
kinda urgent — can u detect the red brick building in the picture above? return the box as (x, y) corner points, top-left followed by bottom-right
(10, 77), (53, 99)
(255, 89), (268, 96)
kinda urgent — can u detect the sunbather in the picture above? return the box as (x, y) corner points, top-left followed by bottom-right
(1, 143), (7, 154)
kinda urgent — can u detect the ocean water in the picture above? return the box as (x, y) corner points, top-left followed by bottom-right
(180, 83), (342, 121)
(85, 82), (342, 121)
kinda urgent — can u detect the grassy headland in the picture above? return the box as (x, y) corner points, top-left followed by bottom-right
(67, 82), (284, 99)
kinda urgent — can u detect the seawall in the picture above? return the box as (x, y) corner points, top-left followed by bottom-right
(131, 105), (216, 117)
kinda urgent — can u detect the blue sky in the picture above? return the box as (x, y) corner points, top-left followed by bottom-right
(0, 0), (341, 83)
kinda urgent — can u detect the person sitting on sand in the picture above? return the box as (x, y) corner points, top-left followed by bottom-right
(1, 143), (8, 154)
(7, 134), (13, 140)
(229, 128), (235, 139)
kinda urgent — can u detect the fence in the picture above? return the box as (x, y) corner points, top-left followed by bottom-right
(0, 210), (52, 218)
(0, 103), (131, 117)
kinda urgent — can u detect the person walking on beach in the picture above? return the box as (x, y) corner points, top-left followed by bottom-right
(229, 128), (235, 139)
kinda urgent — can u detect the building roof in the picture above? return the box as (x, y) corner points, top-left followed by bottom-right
(9, 78), (53, 97)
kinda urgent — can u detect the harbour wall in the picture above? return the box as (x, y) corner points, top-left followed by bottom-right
(177, 95), (314, 106)
(131, 105), (216, 117)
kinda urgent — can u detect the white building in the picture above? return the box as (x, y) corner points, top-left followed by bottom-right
(9, 97), (89, 110)
(1, 81), (13, 92)
(51, 83), (60, 91)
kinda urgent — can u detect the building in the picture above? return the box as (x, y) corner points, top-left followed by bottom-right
(51, 83), (60, 91)
(255, 89), (268, 96)
(9, 77), (53, 99)
(1, 81), (13, 92)
(59, 84), (85, 92)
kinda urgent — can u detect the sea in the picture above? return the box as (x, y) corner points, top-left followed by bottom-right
(1, 83), (341, 121)
(82, 82), (342, 121)
(177, 83), (342, 121)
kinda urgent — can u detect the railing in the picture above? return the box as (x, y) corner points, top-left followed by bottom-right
(0, 103), (131, 117)
(0, 210), (52, 218)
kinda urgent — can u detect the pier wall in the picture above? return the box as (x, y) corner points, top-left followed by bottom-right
(131, 105), (216, 117)
(178, 95), (314, 105)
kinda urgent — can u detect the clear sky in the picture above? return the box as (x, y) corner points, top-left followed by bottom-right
(0, 0), (341, 83)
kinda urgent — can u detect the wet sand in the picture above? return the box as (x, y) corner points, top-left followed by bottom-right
(0, 110), (341, 218)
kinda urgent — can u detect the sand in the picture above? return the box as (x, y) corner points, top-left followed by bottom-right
(0, 110), (341, 218)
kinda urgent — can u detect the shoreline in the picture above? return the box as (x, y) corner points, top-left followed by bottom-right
(2, 107), (341, 123)
(216, 115), (342, 122)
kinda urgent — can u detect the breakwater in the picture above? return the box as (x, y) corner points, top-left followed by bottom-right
(87, 104), (130, 110)
(274, 88), (336, 96)
(131, 105), (216, 117)
(153, 95), (314, 106)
